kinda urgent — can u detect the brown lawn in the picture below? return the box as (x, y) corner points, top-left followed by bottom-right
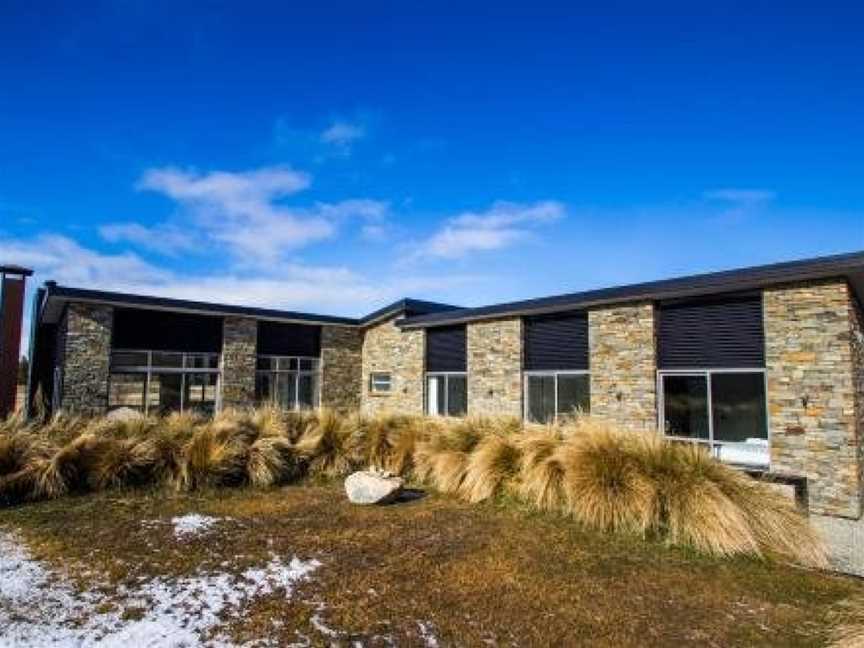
(1, 483), (861, 646)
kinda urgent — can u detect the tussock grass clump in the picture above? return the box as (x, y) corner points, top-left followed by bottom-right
(459, 434), (522, 503)
(383, 418), (426, 476)
(557, 428), (659, 534)
(247, 436), (301, 487)
(0, 432), (50, 476)
(345, 413), (396, 470)
(828, 597), (864, 647)
(344, 413), (429, 476)
(180, 426), (249, 491)
(516, 430), (564, 510)
(652, 443), (760, 557)
(295, 409), (357, 478)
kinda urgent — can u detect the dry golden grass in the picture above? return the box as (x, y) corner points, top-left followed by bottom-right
(515, 429), (564, 509)
(179, 426), (248, 490)
(0, 431), (50, 476)
(294, 409), (357, 477)
(383, 417), (425, 475)
(829, 597), (864, 647)
(0, 408), (828, 567)
(459, 433), (522, 503)
(86, 436), (159, 490)
(247, 436), (300, 487)
(559, 431), (659, 534)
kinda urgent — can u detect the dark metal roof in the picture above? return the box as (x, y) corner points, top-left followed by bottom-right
(0, 265), (34, 277)
(36, 284), (461, 328)
(39, 284), (359, 326)
(399, 250), (864, 329)
(358, 298), (461, 326)
(32, 250), (864, 331)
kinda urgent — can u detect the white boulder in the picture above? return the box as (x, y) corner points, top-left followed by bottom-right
(344, 469), (404, 505)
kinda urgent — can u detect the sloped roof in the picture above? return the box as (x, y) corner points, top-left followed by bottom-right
(398, 250), (864, 329)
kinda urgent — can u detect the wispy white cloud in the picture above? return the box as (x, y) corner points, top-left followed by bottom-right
(0, 235), (172, 287)
(320, 120), (366, 155)
(361, 224), (388, 241)
(703, 189), (776, 203)
(99, 222), (198, 256)
(1, 233), (479, 354)
(703, 188), (776, 221)
(138, 166), (311, 200)
(313, 198), (388, 222)
(411, 200), (565, 260)
(130, 166), (387, 263)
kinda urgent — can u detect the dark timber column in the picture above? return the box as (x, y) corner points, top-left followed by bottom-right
(0, 266), (32, 417)
(58, 303), (113, 416)
(221, 317), (257, 409)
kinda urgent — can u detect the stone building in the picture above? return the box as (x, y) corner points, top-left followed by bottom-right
(23, 251), (864, 574)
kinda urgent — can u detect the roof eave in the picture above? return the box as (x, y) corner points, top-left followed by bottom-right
(38, 285), (360, 327)
(399, 251), (864, 329)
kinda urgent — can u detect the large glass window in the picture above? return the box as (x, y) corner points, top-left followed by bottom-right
(108, 373), (146, 411)
(525, 372), (590, 423)
(426, 373), (467, 417)
(109, 350), (220, 415)
(659, 370), (768, 468)
(255, 355), (320, 411)
(661, 374), (709, 440)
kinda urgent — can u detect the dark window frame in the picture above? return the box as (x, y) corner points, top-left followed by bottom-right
(254, 354), (320, 411)
(523, 370), (590, 423)
(657, 368), (769, 468)
(369, 371), (392, 394)
(108, 349), (221, 415)
(424, 371), (467, 417)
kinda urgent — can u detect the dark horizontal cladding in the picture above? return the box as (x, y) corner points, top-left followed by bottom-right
(523, 311), (588, 371)
(426, 325), (466, 372)
(111, 307), (223, 353)
(657, 293), (765, 369)
(257, 321), (321, 357)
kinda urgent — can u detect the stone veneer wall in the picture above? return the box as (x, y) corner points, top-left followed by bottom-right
(765, 280), (863, 518)
(852, 296), (864, 502)
(588, 302), (657, 431)
(360, 317), (424, 415)
(57, 303), (113, 416)
(321, 325), (363, 411)
(220, 316), (257, 409)
(466, 318), (522, 417)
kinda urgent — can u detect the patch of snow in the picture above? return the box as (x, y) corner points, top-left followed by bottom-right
(309, 612), (339, 638)
(171, 513), (222, 539)
(417, 620), (440, 647)
(0, 531), (320, 647)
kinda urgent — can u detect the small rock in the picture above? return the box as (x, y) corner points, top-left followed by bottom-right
(345, 471), (404, 505)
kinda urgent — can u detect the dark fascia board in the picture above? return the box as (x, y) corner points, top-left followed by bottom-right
(39, 284), (360, 327)
(37, 284), (461, 329)
(358, 298), (462, 327)
(399, 250), (864, 329)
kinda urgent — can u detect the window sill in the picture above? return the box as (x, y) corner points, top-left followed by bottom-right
(368, 392), (392, 398)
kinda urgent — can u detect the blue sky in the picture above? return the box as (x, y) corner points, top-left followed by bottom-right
(2, 2), (863, 351)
